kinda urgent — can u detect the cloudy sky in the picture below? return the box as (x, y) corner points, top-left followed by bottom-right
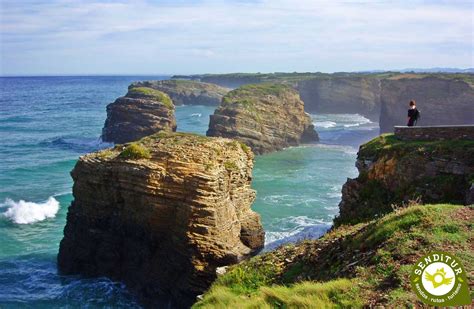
(0, 0), (472, 75)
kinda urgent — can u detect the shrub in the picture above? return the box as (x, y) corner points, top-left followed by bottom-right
(119, 143), (151, 159)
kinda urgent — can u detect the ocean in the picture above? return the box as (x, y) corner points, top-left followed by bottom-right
(0, 76), (379, 307)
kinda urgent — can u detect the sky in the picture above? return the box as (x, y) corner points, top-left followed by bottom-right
(0, 0), (473, 75)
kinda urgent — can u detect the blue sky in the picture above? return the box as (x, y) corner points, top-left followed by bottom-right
(0, 0), (472, 75)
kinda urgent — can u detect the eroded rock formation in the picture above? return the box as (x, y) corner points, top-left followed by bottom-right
(379, 76), (474, 133)
(101, 87), (177, 144)
(57, 132), (264, 308)
(335, 133), (474, 225)
(130, 80), (230, 106)
(207, 83), (319, 154)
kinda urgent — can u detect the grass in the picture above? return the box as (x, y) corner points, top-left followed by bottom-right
(224, 161), (238, 171)
(222, 83), (294, 106)
(127, 87), (174, 109)
(119, 142), (151, 159)
(360, 133), (474, 159)
(194, 204), (474, 308)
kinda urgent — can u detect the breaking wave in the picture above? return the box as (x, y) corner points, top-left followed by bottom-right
(1, 197), (60, 224)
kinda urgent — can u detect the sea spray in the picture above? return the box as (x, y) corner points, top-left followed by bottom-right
(1, 197), (60, 224)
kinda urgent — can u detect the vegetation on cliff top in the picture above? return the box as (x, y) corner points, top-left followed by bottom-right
(222, 83), (294, 106)
(172, 72), (474, 86)
(360, 133), (474, 160)
(194, 204), (473, 308)
(126, 87), (174, 109)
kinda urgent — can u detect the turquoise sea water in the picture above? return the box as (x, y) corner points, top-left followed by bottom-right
(0, 76), (378, 307)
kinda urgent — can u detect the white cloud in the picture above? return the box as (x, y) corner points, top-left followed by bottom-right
(0, 0), (472, 75)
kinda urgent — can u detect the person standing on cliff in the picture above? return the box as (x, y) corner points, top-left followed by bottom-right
(407, 100), (420, 127)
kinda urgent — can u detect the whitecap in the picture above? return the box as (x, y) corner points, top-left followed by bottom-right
(1, 196), (60, 224)
(313, 121), (337, 128)
(190, 113), (202, 117)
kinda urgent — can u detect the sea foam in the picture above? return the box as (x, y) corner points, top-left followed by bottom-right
(1, 196), (59, 224)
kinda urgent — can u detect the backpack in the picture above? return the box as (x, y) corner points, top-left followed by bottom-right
(415, 109), (421, 120)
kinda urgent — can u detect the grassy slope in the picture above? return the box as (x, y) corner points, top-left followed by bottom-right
(194, 205), (473, 308)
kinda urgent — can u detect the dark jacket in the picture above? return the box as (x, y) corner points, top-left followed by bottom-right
(407, 108), (419, 126)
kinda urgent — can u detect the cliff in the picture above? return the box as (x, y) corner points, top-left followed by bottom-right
(101, 87), (176, 144)
(335, 133), (474, 226)
(194, 204), (473, 308)
(379, 76), (474, 133)
(57, 132), (264, 308)
(206, 83), (319, 154)
(130, 80), (230, 106)
(296, 77), (381, 121)
(174, 73), (474, 130)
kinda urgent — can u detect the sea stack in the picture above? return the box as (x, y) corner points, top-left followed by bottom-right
(207, 83), (319, 154)
(57, 132), (264, 307)
(101, 87), (177, 144)
(129, 79), (230, 106)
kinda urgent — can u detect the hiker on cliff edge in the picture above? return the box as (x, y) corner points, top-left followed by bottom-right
(407, 100), (420, 127)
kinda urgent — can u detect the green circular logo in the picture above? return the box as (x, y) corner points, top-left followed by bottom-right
(410, 251), (471, 306)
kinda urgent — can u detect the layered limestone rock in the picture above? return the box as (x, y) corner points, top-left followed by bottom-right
(296, 77), (381, 121)
(57, 132), (264, 307)
(101, 87), (177, 144)
(379, 76), (474, 133)
(335, 133), (474, 225)
(207, 83), (319, 154)
(129, 79), (230, 106)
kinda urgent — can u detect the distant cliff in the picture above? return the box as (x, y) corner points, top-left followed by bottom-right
(130, 80), (230, 106)
(379, 76), (474, 133)
(207, 83), (319, 154)
(296, 77), (381, 121)
(174, 73), (474, 130)
(58, 132), (264, 308)
(336, 132), (474, 225)
(102, 87), (176, 144)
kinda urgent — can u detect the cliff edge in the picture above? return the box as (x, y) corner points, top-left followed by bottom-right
(336, 133), (474, 225)
(57, 132), (264, 308)
(207, 83), (319, 154)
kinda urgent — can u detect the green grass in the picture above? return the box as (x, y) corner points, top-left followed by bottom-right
(119, 142), (151, 159)
(360, 133), (474, 159)
(194, 279), (360, 309)
(127, 87), (174, 109)
(224, 161), (238, 171)
(222, 83), (294, 106)
(194, 204), (473, 308)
